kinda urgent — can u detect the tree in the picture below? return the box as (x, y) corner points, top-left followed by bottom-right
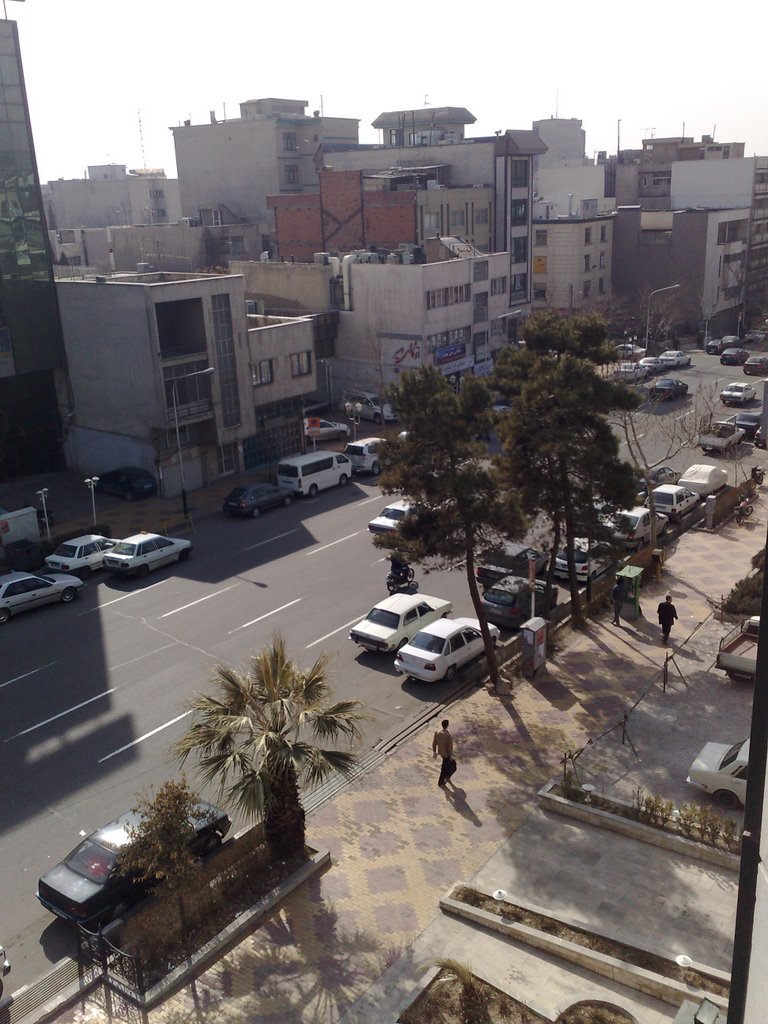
(377, 367), (524, 691)
(174, 635), (365, 861)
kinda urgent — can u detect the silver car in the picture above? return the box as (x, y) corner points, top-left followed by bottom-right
(0, 571), (84, 624)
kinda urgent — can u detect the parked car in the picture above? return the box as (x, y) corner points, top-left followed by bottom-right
(613, 343), (645, 361)
(638, 356), (666, 374)
(222, 482), (293, 517)
(607, 507), (668, 549)
(102, 532), (192, 578)
(340, 388), (396, 424)
(44, 534), (116, 579)
(553, 540), (615, 583)
(304, 418), (350, 442)
(94, 467), (158, 501)
(705, 338), (729, 355)
(393, 617), (499, 682)
(734, 411), (763, 441)
(720, 382), (756, 406)
(480, 575), (558, 630)
(658, 350), (691, 368)
(367, 499), (414, 534)
(613, 362), (650, 383)
(634, 465), (680, 504)
(755, 426), (766, 449)
(647, 485), (699, 520)
(686, 738), (748, 810)
(0, 570), (84, 624)
(677, 464), (728, 497)
(349, 593), (452, 653)
(37, 802), (231, 926)
(720, 347), (749, 366)
(344, 437), (385, 475)
(743, 355), (768, 376)
(744, 330), (767, 343)
(475, 543), (547, 588)
(647, 378), (689, 401)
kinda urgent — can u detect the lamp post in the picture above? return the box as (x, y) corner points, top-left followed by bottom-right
(171, 366), (215, 516)
(318, 359), (333, 409)
(645, 284), (680, 354)
(84, 477), (99, 526)
(35, 488), (51, 541)
(345, 400), (362, 440)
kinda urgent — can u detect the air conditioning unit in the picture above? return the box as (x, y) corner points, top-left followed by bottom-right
(314, 252), (331, 265)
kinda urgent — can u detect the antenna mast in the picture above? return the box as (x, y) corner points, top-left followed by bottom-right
(138, 108), (146, 169)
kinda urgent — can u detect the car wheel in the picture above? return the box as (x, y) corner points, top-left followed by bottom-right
(282, 495), (292, 506)
(714, 789), (741, 811)
(0, 607), (10, 624)
(77, 566), (92, 581)
(60, 586), (78, 603)
(251, 505), (261, 518)
(371, 461), (381, 476)
(373, 412), (382, 425)
(338, 473), (349, 487)
(307, 483), (319, 498)
(444, 664), (457, 682)
(137, 564), (151, 579)
(178, 548), (190, 562)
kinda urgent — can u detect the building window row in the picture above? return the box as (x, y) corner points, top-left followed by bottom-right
(426, 283), (471, 309)
(426, 326), (470, 353)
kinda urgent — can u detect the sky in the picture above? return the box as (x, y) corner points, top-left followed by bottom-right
(8, 0), (768, 184)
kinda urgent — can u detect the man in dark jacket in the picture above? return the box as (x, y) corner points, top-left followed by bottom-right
(657, 594), (678, 644)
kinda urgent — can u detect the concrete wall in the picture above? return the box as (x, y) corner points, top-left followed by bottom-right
(532, 117), (586, 168)
(247, 316), (317, 403)
(231, 260), (335, 311)
(535, 165), (613, 219)
(45, 175), (181, 229)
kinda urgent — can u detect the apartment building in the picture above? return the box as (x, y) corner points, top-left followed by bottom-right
(43, 165), (181, 230)
(531, 216), (613, 314)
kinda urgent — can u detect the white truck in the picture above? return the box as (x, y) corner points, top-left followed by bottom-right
(698, 417), (745, 453)
(687, 738), (749, 809)
(716, 616), (759, 682)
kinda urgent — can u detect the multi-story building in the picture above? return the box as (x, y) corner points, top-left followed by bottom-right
(0, 18), (68, 478)
(531, 215), (613, 314)
(42, 165), (181, 231)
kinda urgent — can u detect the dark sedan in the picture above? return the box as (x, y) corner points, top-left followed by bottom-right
(648, 378), (689, 401)
(735, 411), (763, 442)
(223, 482), (293, 517)
(720, 348), (749, 366)
(479, 575), (558, 630)
(94, 467), (158, 501)
(37, 802), (231, 926)
(475, 543), (547, 588)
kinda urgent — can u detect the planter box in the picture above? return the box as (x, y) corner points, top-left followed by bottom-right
(538, 781), (740, 871)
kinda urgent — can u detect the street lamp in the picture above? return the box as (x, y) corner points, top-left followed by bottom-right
(171, 366), (215, 516)
(345, 400), (362, 440)
(35, 488), (51, 541)
(84, 477), (99, 526)
(645, 284), (680, 354)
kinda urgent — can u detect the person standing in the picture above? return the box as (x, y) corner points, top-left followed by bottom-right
(657, 594), (678, 644)
(612, 580), (624, 625)
(432, 719), (454, 787)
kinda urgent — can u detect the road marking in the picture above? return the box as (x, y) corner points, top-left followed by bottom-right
(98, 709), (193, 763)
(159, 584), (238, 619)
(305, 532), (360, 556)
(676, 409), (695, 421)
(306, 617), (361, 649)
(227, 598), (303, 635)
(241, 529), (297, 553)
(359, 495), (384, 506)
(6, 689), (116, 740)
(81, 578), (171, 613)
(0, 661), (58, 690)
(110, 643), (178, 671)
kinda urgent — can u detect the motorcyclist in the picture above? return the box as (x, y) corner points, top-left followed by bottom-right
(388, 552), (410, 582)
(751, 465), (764, 484)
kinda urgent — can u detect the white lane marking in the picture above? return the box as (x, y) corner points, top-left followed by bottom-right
(306, 617), (361, 649)
(81, 578), (171, 613)
(305, 532), (360, 556)
(0, 661), (58, 691)
(159, 584), (238, 619)
(359, 495), (384, 506)
(98, 709), (193, 763)
(227, 598), (303, 635)
(241, 529), (297, 553)
(110, 643), (178, 672)
(676, 409), (695, 421)
(6, 689), (116, 740)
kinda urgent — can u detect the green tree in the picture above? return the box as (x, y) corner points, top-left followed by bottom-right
(378, 367), (524, 691)
(174, 635), (365, 861)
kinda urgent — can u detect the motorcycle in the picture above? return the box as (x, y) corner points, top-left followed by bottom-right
(751, 465), (764, 485)
(736, 500), (754, 525)
(386, 565), (415, 594)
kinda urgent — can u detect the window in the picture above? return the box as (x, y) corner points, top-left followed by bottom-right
(583, 280), (591, 298)
(511, 199), (527, 226)
(584, 227), (592, 245)
(423, 211), (440, 233)
(535, 229), (547, 246)
(473, 260), (488, 282)
(511, 236), (527, 264)
(474, 208), (488, 225)
(212, 293), (241, 428)
(290, 351), (312, 377)
(511, 273), (527, 299)
(511, 159), (528, 187)
(425, 284), (471, 309)
(157, 208), (166, 218)
(449, 209), (465, 228)
(534, 284), (546, 300)
(252, 359), (274, 385)
(286, 165), (299, 185)
(473, 291), (489, 324)
(283, 132), (297, 152)
(600, 224), (607, 242)
(598, 277), (605, 294)
(583, 255), (591, 272)
(490, 276), (507, 296)
(389, 128), (404, 146)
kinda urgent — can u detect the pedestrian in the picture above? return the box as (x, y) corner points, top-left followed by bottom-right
(657, 594), (678, 644)
(612, 580), (623, 625)
(432, 719), (455, 787)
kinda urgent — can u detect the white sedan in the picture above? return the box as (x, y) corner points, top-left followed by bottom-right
(304, 418), (350, 441)
(0, 571), (84, 624)
(44, 534), (116, 579)
(349, 593), (452, 653)
(659, 350), (692, 368)
(394, 617), (499, 681)
(638, 356), (666, 374)
(102, 532), (192, 578)
(613, 362), (650, 382)
(720, 382), (756, 406)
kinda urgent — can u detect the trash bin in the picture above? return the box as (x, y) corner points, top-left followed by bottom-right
(4, 538), (42, 571)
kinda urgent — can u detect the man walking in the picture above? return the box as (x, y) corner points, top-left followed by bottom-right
(432, 719), (454, 787)
(612, 579), (624, 625)
(657, 594), (678, 644)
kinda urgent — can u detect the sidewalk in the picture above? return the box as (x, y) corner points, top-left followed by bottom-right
(41, 512), (763, 1024)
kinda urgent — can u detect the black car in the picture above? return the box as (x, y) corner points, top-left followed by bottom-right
(648, 378), (689, 401)
(720, 348), (749, 366)
(94, 467), (158, 501)
(735, 411), (763, 441)
(223, 482), (293, 517)
(37, 802), (231, 926)
(479, 575), (558, 630)
(475, 543), (546, 588)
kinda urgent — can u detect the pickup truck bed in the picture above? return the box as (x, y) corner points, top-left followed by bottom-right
(716, 616), (759, 681)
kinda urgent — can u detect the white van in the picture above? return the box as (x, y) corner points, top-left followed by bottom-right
(276, 452), (352, 497)
(341, 389), (396, 424)
(344, 437), (385, 475)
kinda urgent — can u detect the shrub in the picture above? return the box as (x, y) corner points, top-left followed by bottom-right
(723, 564), (763, 617)
(721, 818), (738, 850)
(678, 803), (698, 838)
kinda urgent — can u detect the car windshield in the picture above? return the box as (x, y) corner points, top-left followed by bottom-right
(53, 543), (78, 557)
(227, 488), (247, 499)
(346, 445), (365, 456)
(558, 548), (588, 564)
(382, 508), (405, 521)
(721, 741), (748, 769)
(486, 590), (517, 606)
(112, 542), (138, 556)
(409, 633), (445, 653)
(64, 839), (119, 883)
(364, 608), (401, 629)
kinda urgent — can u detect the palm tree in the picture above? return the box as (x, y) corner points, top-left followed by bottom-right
(174, 634), (365, 860)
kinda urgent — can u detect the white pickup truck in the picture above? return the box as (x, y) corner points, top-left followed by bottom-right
(716, 616), (759, 682)
(698, 417), (745, 453)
